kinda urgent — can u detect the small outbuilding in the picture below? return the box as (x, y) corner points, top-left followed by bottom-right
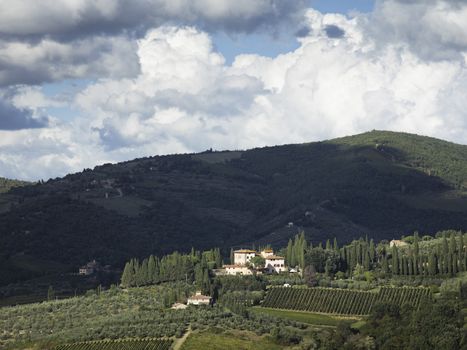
(171, 303), (188, 310)
(187, 291), (212, 306)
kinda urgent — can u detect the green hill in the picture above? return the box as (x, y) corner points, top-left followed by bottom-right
(1, 130), (467, 286)
(0, 177), (30, 193)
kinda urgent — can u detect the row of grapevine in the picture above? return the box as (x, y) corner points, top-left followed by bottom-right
(261, 286), (431, 316)
(378, 286), (432, 306)
(54, 338), (173, 350)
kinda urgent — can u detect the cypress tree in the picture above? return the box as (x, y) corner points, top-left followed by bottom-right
(442, 234), (449, 274)
(453, 252), (458, 275)
(47, 286), (55, 301)
(121, 261), (133, 287)
(391, 246), (399, 275)
(369, 239), (376, 263)
(413, 232), (420, 275)
(357, 243), (362, 265)
(407, 252), (413, 276)
(286, 239), (294, 267)
(326, 239), (332, 251)
(381, 255), (389, 274)
(364, 251), (370, 271)
(429, 252), (437, 275)
(202, 269), (211, 294)
(459, 234), (466, 272)
(230, 248), (234, 264)
(333, 238), (339, 251)
(148, 255), (156, 284)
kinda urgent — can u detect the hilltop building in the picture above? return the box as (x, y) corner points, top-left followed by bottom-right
(187, 291), (212, 306)
(260, 248), (274, 259)
(265, 255), (286, 273)
(233, 249), (256, 266)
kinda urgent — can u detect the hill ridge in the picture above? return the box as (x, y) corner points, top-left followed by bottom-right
(0, 130), (466, 287)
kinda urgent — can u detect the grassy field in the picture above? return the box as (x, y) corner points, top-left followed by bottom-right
(250, 307), (359, 327)
(180, 330), (285, 350)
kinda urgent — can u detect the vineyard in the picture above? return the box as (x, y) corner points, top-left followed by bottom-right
(261, 286), (431, 316)
(54, 338), (173, 350)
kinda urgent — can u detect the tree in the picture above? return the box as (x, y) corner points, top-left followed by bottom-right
(429, 252), (437, 275)
(333, 237), (339, 251)
(326, 239), (332, 251)
(381, 255), (389, 274)
(286, 239), (294, 267)
(303, 265), (318, 287)
(148, 255), (158, 284)
(47, 286), (55, 301)
(121, 261), (134, 287)
(391, 246), (399, 275)
(249, 256), (265, 268)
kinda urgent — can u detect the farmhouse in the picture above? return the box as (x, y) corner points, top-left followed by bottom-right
(79, 260), (99, 275)
(224, 264), (254, 275)
(187, 291), (212, 306)
(233, 249), (256, 265)
(265, 255), (286, 273)
(390, 240), (408, 248)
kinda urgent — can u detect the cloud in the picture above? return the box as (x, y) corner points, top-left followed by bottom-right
(0, 96), (48, 130)
(0, 0), (308, 40)
(2, 1), (467, 180)
(369, 0), (467, 60)
(0, 35), (139, 86)
(0, 0), (308, 87)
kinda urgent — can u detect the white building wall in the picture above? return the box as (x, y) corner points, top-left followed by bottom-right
(265, 258), (286, 273)
(234, 252), (255, 265)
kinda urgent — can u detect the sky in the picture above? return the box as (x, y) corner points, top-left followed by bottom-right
(1, 0), (467, 181)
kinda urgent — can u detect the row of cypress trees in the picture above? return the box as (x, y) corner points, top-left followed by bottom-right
(286, 230), (466, 277)
(341, 231), (467, 276)
(120, 248), (222, 291)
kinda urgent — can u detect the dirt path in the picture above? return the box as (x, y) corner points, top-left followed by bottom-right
(173, 327), (192, 350)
